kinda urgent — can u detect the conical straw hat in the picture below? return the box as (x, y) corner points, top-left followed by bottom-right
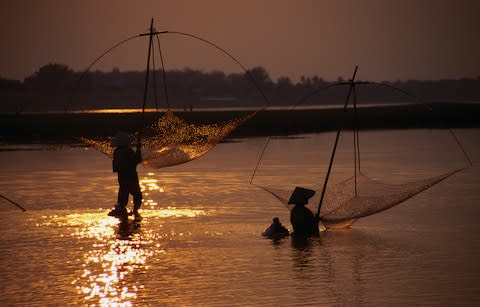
(288, 186), (316, 205)
(111, 132), (134, 146)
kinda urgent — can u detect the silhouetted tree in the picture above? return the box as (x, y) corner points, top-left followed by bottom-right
(3, 62), (480, 112)
(246, 67), (272, 87)
(300, 75), (312, 86)
(277, 76), (293, 88)
(24, 64), (76, 110)
(25, 64), (74, 90)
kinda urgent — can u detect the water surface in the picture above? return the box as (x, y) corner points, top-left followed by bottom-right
(1, 129), (479, 306)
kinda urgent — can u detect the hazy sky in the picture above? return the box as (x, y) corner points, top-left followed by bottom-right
(1, 0), (479, 82)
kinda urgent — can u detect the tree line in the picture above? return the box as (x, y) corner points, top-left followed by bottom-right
(1, 63), (479, 113)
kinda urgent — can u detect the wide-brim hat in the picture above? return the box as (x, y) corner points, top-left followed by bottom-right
(111, 132), (134, 147)
(288, 186), (316, 205)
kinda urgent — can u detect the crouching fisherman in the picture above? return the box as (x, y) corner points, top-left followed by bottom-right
(289, 187), (319, 237)
(262, 217), (289, 239)
(108, 132), (143, 220)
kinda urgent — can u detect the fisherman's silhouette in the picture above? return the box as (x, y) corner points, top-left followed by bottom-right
(262, 217), (289, 240)
(289, 187), (319, 238)
(108, 132), (143, 221)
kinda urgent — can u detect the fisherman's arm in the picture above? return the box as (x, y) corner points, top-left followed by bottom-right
(112, 148), (119, 172)
(135, 141), (142, 163)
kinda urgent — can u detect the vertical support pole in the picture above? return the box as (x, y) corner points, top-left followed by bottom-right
(151, 37), (158, 110)
(141, 18), (154, 118)
(139, 18), (154, 145)
(316, 66), (358, 219)
(353, 84), (360, 196)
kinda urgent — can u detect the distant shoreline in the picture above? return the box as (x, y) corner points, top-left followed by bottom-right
(1, 102), (479, 143)
(0, 101), (428, 115)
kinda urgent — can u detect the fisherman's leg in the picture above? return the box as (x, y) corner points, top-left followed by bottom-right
(117, 182), (129, 208)
(131, 179), (143, 219)
(109, 179), (129, 217)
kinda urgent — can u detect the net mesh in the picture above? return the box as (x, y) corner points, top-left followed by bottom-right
(80, 110), (255, 168)
(256, 168), (463, 228)
(320, 169), (462, 222)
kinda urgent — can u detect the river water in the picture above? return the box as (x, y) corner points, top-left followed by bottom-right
(0, 129), (479, 306)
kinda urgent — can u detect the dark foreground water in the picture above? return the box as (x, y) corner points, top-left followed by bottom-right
(1, 129), (479, 306)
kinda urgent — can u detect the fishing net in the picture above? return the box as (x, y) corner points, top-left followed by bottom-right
(73, 26), (269, 168)
(250, 74), (471, 229)
(256, 167), (463, 228)
(80, 110), (255, 168)
(251, 127), (471, 229)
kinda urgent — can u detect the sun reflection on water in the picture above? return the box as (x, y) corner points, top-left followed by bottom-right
(38, 208), (206, 306)
(78, 231), (152, 305)
(139, 174), (165, 210)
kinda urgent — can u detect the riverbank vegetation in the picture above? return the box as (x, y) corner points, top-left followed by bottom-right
(1, 64), (479, 113)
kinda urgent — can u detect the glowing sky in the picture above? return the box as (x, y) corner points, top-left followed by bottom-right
(1, 0), (479, 82)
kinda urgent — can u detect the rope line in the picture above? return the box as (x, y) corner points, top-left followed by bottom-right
(71, 28), (271, 112)
(249, 137), (271, 184)
(164, 31), (271, 109)
(155, 35), (170, 110)
(68, 34), (140, 108)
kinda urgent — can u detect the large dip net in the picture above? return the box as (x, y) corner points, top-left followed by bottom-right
(75, 20), (267, 168)
(251, 66), (471, 229)
(81, 110), (255, 168)
(255, 166), (464, 229)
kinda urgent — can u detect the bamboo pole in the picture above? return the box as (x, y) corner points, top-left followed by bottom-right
(316, 66), (358, 219)
(0, 194), (27, 211)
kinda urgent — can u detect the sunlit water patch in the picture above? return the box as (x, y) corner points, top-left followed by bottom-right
(32, 208), (206, 306)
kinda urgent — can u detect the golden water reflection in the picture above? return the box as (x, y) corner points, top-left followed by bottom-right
(40, 208), (205, 306)
(139, 174), (165, 210)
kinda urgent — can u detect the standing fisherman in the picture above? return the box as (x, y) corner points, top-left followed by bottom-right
(108, 132), (143, 220)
